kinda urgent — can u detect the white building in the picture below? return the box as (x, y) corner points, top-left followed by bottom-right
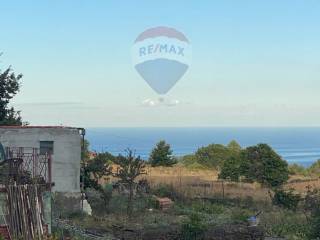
(0, 126), (83, 193)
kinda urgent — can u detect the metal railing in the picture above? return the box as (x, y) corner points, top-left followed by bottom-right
(5, 147), (52, 185)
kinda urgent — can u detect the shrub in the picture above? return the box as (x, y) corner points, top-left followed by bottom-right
(99, 183), (113, 210)
(146, 195), (160, 209)
(288, 163), (307, 176)
(181, 213), (207, 240)
(231, 208), (252, 223)
(85, 188), (106, 216)
(112, 149), (146, 217)
(191, 201), (224, 215)
(308, 159), (320, 176)
(262, 210), (309, 239)
(304, 187), (320, 238)
(181, 154), (199, 167)
(272, 189), (301, 210)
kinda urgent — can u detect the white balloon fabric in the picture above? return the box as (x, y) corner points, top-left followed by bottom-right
(132, 26), (191, 95)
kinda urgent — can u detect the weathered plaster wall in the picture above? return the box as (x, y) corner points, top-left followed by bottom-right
(0, 127), (81, 193)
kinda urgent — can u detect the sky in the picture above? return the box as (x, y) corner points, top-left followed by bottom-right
(1, 1), (320, 127)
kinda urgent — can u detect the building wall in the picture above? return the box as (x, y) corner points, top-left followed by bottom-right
(0, 127), (81, 193)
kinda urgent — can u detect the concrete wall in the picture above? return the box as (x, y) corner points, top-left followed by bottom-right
(0, 127), (81, 193)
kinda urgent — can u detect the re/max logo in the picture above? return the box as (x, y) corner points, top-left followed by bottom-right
(139, 44), (185, 57)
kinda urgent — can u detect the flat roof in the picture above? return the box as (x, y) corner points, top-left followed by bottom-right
(0, 126), (82, 129)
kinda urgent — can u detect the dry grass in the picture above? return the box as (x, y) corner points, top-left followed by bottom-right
(100, 164), (320, 202)
(143, 165), (271, 202)
(286, 176), (320, 194)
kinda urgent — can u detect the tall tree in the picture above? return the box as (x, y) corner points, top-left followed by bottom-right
(0, 62), (23, 125)
(240, 144), (289, 187)
(149, 140), (176, 167)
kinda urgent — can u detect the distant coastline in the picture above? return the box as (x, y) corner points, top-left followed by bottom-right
(86, 127), (320, 167)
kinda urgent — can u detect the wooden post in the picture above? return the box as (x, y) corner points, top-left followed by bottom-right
(221, 180), (225, 200)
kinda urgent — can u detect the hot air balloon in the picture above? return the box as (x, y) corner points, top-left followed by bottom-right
(132, 26), (191, 95)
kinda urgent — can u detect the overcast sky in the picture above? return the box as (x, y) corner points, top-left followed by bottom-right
(1, 1), (320, 127)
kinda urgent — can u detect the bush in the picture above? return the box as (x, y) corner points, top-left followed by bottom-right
(304, 187), (320, 238)
(191, 201), (224, 215)
(288, 164), (307, 176)
(99, 183), (113, 209)
(85, 188), (106, 216)
(231, 208), (252, 223)
(262, 210), (309, 239)
(146, 195), (160, 209)
(308, 159), (320, 176)
(272, 189), (301, 210)
(181, 213), (207, 240)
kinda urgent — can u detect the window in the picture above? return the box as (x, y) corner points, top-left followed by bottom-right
(40, 141), (54, 155)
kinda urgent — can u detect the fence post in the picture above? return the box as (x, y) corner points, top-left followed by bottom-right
(221, 180), (225, 200)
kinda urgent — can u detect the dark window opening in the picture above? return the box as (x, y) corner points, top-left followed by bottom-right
(40, 141), (54, 155)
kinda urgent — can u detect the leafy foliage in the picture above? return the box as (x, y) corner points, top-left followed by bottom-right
(0, 64), (23, 125)
(304, 187), (320, 238)
(181, 213), (207, 240)
(272, 189), (301, 210)
(308, 159), (320, 176)
(288, 163), (307, 176)
(219, 144), (289, 187)
(85, 184), (113, 216)
(195, 144), (232, 169)
(218, 156), (242, 182)
(191, 201), (224, 215)
(240, 144), (289, 187)
(112, 149), (146, 216)
(149, 140), (176, 167)
(227, 140), (242, 153)
(83, 152), (113, 190)
(182, 140), (242, 170)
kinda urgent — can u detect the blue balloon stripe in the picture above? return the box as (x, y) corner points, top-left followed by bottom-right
(135, 58), (189, 94)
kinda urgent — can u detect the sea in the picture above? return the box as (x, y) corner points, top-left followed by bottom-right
(86, 127), (320, 168)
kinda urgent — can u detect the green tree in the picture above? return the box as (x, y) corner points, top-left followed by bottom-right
(240, 144), (289, 187)
(112, 149), (146, 217)
(149, 140), (176, 167)
(195, 144), (231, 169)
(227, 140), (242, 153)
(0, 63), (23, 125)
(83, 152), (113, 190)
(218, 156), (242, 182)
